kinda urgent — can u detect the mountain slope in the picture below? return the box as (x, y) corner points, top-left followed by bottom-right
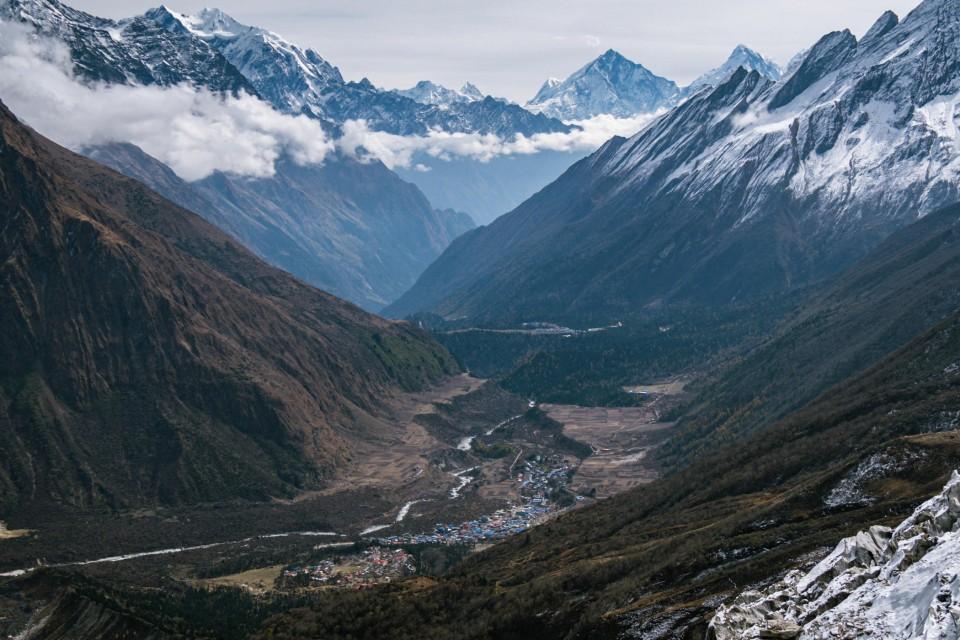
(6, 0), (479, 311)
(391, 1), (960, 324)
(149, 5), (344, 116)
(665, 203), (960, 467)
(526, 49), (679, 120)
(87, 143), (473, 311)
(0, 100), (458, 517)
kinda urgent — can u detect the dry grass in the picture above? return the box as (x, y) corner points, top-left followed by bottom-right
(622, 380), (688, 396)
(305, 374), (485, 499)
(0, 522), (31, 540)
(542, 404), (674, 497)
(194, 565), (284, 595)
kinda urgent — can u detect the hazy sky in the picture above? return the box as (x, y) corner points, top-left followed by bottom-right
(71, 0), (923, 102)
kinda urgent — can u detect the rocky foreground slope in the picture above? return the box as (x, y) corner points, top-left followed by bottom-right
(710, 471), (960, 639)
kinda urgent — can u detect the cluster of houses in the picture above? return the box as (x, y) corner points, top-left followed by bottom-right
(518, 455), (575, 502)
(378, 454), (580, 547)
(280, 547), (415, 589)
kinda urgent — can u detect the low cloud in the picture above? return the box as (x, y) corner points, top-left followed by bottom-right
(339, 112), (661, 170)
(0, 22), (333, 181)
(0, 21), (659, 181)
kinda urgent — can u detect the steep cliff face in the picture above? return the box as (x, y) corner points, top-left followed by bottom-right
(663, 203), (960, 468)
(0, 101), (459, 516)
(0, 0), (255, 92)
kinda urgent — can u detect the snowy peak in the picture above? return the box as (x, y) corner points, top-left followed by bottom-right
(145, 5), (252, 40)
(862, 9), (899, 42)
(177, 7), (246, 39)
(685, 44), (782, 94)
(526, 49), (679, 121)
(140, 4), (196, 31)
(392, 2), (960, 322)
(2, 0), (255, 91)
(4, 0), (577, 138)
(459, 82), (484, 101)
(769, 29), (857, 109)
(396, 80), (486, 107)
(141, 5), (344, 113)
(590, 48), (634, 69)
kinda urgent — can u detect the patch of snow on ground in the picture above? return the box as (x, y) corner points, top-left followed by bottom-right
(824, 451), (922, 508)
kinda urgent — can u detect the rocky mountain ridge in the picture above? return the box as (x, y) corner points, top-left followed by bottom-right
(1, 0), (571, 138)
(396, 80), (485, 106)
(2, 0), (481, 310)
(684, 44), (782, 95)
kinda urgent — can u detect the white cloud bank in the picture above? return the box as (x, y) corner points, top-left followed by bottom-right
(0, 22), (333, 181)
(0, 22), (659, 180)
(339, 112), (660, 170)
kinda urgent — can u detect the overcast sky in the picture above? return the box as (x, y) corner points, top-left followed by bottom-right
(71, 0), (923, 102)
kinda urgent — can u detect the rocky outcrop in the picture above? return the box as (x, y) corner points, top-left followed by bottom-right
(708, 471), (960, 639)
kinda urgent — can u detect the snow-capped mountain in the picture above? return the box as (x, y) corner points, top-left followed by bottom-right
(152, 6), (344, 116)
(150, 6), (568, 137)
(2, 0), (570, 138)
(0, 0), (254, 92)
(396, 80), (485, 106)
(526, 49), (679, 121)
(709, 471), (960, 639)
(389, 0), (960, 323)
(684, 44), (782, 95)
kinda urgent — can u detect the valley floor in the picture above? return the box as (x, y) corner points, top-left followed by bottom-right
(0, 372), (688, 638)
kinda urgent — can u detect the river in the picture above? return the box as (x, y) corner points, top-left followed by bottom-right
(0, 531), (341, 578)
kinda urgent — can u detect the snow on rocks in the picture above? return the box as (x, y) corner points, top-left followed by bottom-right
(708, 470), (960, 639)
(824, 451), (925, 508)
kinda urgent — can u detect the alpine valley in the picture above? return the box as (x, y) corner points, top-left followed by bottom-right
(3, 1), (960, 640)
